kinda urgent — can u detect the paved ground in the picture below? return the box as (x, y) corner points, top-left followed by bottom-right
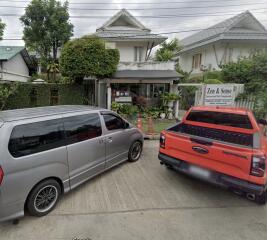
(0, 141), (267, 240)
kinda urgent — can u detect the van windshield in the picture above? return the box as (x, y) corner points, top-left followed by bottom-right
(186, 110), (253, 129)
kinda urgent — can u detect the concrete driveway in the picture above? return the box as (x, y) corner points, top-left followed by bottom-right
(0, 141), (267, 240)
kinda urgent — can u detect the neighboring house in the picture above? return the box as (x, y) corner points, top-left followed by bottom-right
(0, 46), (35, 82)
(91, 9), (180, 109)
(179, 11), (267, 75)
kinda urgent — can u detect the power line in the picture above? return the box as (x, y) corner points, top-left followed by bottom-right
(2, 22), (267, 40)
(1, 8), (267, 18)
(0, 0), (262, 4)
(0, 2), (267, 10)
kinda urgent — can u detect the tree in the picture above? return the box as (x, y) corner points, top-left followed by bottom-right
(155, 38), (182, 61)
(222, 53), (267, 117)
(0, 19), (6, 40)
(60, 36), (120, 83)
(20, 0), (73, 67)
(0, 83), (18, 110)
(221, 53), (267, 93)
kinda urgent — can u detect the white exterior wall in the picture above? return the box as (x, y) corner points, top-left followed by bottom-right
(1, 54), (30, 82)
(108, 41), (148, 62)
(179, 42), (267, 74)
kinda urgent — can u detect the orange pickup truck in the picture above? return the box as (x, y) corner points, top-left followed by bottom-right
(158, 106), (267, 204)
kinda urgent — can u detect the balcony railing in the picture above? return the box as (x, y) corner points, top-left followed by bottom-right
(117, 61), (176, 71)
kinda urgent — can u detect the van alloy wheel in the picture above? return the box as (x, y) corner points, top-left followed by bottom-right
(27, 179), (61, 217)
(34, 185), (58, 213)
(128, 141), (142, 162)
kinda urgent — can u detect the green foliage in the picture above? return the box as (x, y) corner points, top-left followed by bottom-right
(60, 36), (120, 82)
(221, 53), (267, 117)
(205, 71), (223, 81)
(111, 102), (139, 117)
(30, 73), (72, 84)
(155, 38), (182, 61)
(179, 86), (198, 110)
(203, 79), (223, 84)
(176, 65), (192, 83)
(160, 92), (180, 106)
(0, 18), (5, 40)
(0, 83), (18, 110)
(20, 0), (73, 66)
(254, 90), (267, 118)
(144, 107), (161, 119)
(4, 83), (84, 110)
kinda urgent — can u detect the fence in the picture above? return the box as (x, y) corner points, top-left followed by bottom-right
(234, 96), (256, 110)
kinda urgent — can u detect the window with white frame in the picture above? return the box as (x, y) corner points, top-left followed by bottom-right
(134, 46), (143, 62)
(192, 53), (202, 69)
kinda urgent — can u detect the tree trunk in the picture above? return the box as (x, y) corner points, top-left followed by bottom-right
(52, 42), (58, 63)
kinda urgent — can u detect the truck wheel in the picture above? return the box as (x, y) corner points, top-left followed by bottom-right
(255, 191), (267, 205)
(26, 179), (61, 217)
(128, 141), (142, 162)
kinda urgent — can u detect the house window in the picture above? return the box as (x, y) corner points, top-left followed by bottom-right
(192, 53), (202, 69)
(29, 88), (37, 107)
(134, 47), (143, 62)
(50, 88), (59, 106)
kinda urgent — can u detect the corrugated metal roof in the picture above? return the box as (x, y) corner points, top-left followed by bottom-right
(95, 31), (167, 41)
(180, 11), (267, 52)
(113, 70), (181, 79)
(0, 46), (25, 61)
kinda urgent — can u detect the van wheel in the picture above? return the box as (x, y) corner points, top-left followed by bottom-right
(26, 179), (61, 217)
(255, 191), (267, 205)
(128, 141), (142, 162)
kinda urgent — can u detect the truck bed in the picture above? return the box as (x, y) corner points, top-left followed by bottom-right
(168, 123), (253, 147)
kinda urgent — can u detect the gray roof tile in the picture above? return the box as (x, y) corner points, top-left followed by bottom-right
(180, 11), (267, 52)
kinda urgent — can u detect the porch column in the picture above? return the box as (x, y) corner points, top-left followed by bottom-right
(170, 83), (179, 119)
(107, 81), (112, 110)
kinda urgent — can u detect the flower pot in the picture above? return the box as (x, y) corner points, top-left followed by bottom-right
(168, 100), (174, 108)
(160, 113), (166, 119)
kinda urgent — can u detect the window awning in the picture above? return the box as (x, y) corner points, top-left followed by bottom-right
(113, 70), (181, 80)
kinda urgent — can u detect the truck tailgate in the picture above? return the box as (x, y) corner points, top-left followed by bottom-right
(161, 129), (253, 182)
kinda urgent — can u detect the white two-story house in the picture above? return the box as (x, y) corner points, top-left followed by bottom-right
(91, 9), (180, 109)
(179, 11), (267, 75)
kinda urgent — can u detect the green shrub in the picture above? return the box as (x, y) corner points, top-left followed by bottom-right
(204, 79), (223, 84)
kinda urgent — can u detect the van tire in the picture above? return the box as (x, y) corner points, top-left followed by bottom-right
(26, 179), (61, 217)
(128, 141), (142, 162)
(255, 191), (267, 205)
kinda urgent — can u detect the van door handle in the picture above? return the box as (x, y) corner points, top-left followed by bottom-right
(190, 138), (213, 146)
(106, 137), (113, 143)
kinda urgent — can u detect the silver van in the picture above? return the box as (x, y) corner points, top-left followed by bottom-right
(0, 105), (143, 222)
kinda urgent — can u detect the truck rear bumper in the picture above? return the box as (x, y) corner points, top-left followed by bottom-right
(158, 153), (265, 195)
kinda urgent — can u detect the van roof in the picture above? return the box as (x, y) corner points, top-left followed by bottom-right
(0, 105), (104, 122)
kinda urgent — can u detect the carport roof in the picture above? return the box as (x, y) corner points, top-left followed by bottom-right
(113, 70), (181, 79)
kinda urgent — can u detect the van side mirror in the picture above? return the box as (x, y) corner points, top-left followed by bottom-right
(124, 122), (130, 129)
(257, 119), (267, 125)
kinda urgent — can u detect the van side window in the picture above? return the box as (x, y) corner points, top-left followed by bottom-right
(8, 119), (65, 158)
(63, 113), (102, 144)
(103, 114), (125, 131)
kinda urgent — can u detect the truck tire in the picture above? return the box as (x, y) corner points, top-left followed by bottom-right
(255, 191), (267, 205)
(26, 179), (61, 217)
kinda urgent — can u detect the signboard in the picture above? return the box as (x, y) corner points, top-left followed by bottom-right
(204, 84), (235, 106)
(115, 97), (132, 103)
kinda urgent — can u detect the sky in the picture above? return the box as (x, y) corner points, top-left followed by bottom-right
(0, 0), (267, 46)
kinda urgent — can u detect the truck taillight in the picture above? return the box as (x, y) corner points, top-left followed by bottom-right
(250, 155), (266, 177)
(160, 133), (166, 149)
(0, 166), (4, 185)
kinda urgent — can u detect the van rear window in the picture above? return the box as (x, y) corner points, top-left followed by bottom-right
(8, 119), (65, 158)
(186, 110), (253, 129)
